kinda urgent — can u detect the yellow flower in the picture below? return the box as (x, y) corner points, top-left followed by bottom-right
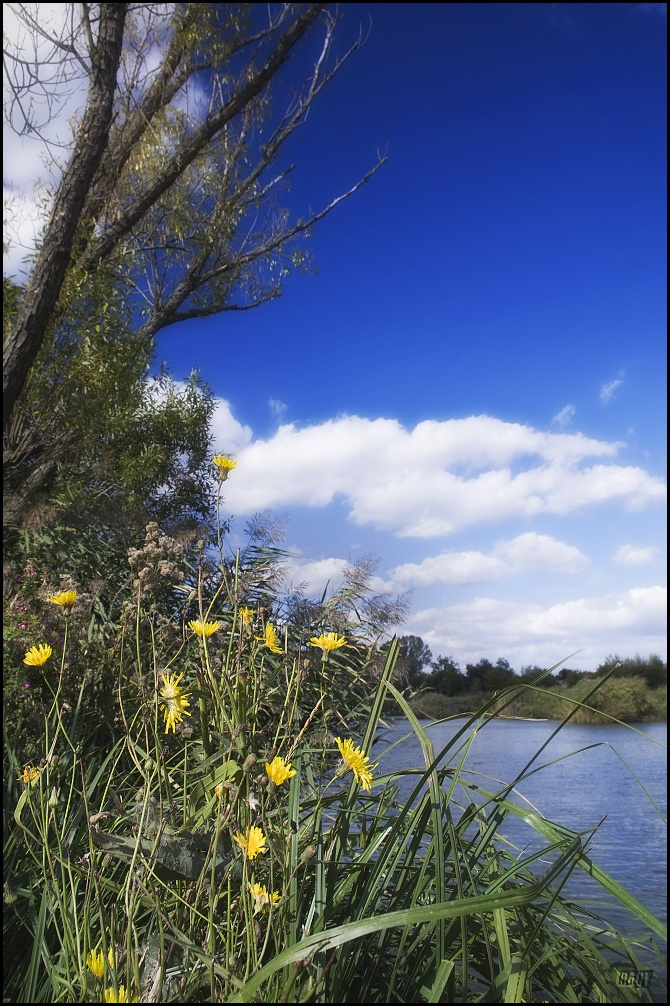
(265, 756), (297, 787)
(23, 643), (53, 666)
(261, 623), (283, 654)
(86, 948), (105, 980)
(188, 619), (221, 638)
(107, 946), (116, 970)
(238, 606), (255, 626)
(248, 881), (281, 913)
(103, 986), (134, 1003)
(309, 632), (346, 655)
(48, 590), (77, 608)
(159, 672), (191, 734)
(232, 825), (267, 860)
(212, 455), (237, 479)
(18, 764), (40, 786)
(335, 737), (375, 792)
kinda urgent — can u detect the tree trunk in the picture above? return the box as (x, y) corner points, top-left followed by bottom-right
(2, 4), (128, 431)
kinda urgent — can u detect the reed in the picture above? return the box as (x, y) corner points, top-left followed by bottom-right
(3, 508), (666, 1002)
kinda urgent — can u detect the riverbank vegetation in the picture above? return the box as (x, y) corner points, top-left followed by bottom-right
(395, 639), (667, 723)
(3, 477), (667, 1002)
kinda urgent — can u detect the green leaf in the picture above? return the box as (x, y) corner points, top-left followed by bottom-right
(90, 824), (234, 883)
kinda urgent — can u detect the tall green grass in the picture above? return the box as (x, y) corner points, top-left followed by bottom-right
(3, 525), (666, 1002)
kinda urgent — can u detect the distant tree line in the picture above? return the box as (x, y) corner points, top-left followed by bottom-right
(392, 635), (667, 697)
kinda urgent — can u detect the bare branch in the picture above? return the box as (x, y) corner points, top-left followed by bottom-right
(133, 154), (387, 342)
(79, 4), (329, 271)
(3, 3), (384, 443)
(3, 3), (91, 136)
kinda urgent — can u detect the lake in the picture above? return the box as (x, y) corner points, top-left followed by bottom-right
(371, 716), (667, 998)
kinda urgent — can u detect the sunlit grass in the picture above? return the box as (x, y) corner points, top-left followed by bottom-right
(3, 521), (666, 1002)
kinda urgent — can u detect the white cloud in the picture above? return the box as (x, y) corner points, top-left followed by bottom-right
(391, 551), (507, 587)
(211, 397), (253, 455)
(223, 414), (665, 538)
(409, 585), (667, 672)
(3, 4), (86, 275)
(3, 4), (179, 276)
(269, 398), (288, 423)
(2, 186), (48, 278)
(613, 544), (661, 566)
(599, 374), (625, 404)
(552, 404), (576, 428)
(3, 5), (86, 140)
(389, 533), (588, 587)
(281, 556), (350, 597)
(494, 532), (588, 573)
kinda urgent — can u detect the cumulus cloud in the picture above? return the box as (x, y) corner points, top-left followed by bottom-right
(222, 414), (665, 538)
(551, 404), (576, 428)
(613, 544), (661, 566)
(389, 533), (588, 587)
(211, 398), (253, 455)
(494, 532), (588, 573)
(409, 585), (667, 672)
(281, 556), (350, 597)
(391, 551), (507, 588)
(599, 374), (625, 404)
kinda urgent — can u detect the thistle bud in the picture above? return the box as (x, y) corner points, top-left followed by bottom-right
(300, 845), (317, 865)
(3, 882), (18, 905)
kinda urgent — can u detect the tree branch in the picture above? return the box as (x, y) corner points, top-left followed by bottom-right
(133, 155), (386, 342)
(78, 3), (328, 272)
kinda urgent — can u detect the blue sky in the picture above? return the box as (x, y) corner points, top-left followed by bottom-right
(4, 3), (666, 671)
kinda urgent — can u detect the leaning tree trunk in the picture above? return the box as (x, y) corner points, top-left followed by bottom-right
(2, 4), (127, 431)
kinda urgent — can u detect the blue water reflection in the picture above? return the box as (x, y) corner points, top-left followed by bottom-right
(371, 717), (667, 992)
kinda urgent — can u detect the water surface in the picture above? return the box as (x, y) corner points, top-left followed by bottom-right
(371, 717), (667, 994)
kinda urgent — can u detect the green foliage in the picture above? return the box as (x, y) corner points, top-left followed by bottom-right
(519, 664), (559, 686)
(3, 282), (217, 618)
(402, 637), (665, 723)
(465, 658), (516, 693)
(595, 654), (667, 690)
(4, 266), (217, 558)
(397, 634), (433, 683)
(562, 677), (658, 725)
(555, 666), (583, 687)
(4, 609), (665, 1001)
(410, 678), (666, 725)
(2, 493), (666, 1003)
(430, 656), (468, 697)
(409, 690), (492, 719)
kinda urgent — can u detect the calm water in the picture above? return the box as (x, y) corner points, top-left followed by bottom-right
(371, 717), (667, 994)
